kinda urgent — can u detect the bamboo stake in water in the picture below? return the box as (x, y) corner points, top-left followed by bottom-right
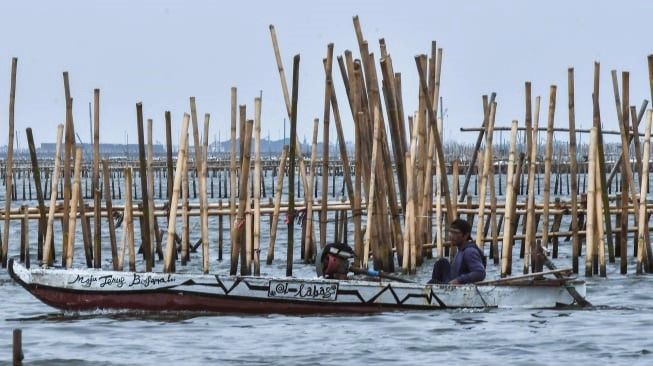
(181, 138), (189, 266)
(568, 68), (580, 274)
(402, 152), (414, 273)
(229, 87), (239, 274)
(25, 128), (46, 262)
(637, 110), (653, 274)
(501, 121), (519, 277)
(321, 44), (334, 250)
(287, 54), (300, 277)
(146, 119), (158, 265)
(364, 105), (382, 268)
(136, 103), (152, 271)
(586, 127), (597, 277)
(42, 125), (64, 267)
(266, 146), (288, 264)
(92, 89), (101, 268)
(541, 86), (557, 256)
(305, 119), (320, 262)
(123, 167), (136, 272)
(476, 102), (496, 250)
(2, 58), (17, 267)
(253, 98), (262, 275)
(164, 114), (190, 273)
(102, 160), (118, 270)
(65, 148), (83, 269)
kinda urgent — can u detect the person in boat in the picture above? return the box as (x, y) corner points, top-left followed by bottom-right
(428, 218), (486, 285)
(316, 243), (355, 280)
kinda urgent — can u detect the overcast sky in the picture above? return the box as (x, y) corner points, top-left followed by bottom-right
(1, 0), (653, 149)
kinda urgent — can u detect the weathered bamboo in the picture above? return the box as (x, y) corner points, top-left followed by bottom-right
(65, 148), (83, 269)
(567, 68), (581, 274)
(136, 103), (152, 271)
(236, 120), (254, 275)
(434, 117), (443, 258)
(181, 138), (189, 266)
(524, 87), (538, 274)
(2, 58), (17, 267)
(586, 127), (597, 277)
(266, 145), (288, 264)
(123, 167), (136, 272)
(501, 121), (519, 276)
(92, 89), (101, 268)
(305, 118), (319, 262)
(321, 44), (334, 250)
(165, 111), (174, 200)
(364, 105), (382, 269)
(594, 141), (606, 277)
(253, 98), (262, 274)
(287, 54), (300, 277)
(229, 87), (238, 274)
(415, 57), (453, 228)
(146, 119), (157, 265)
(637, 110), (653, 274)
(102, 160), (118, 270)
(25, 128), (46, 262)
(164, 114), (190, 273)
(476, 103), (496, 250)
(402, 153), (412, 273)
(61, 72), (73, 265)
(541, 86), (557, 255)
(42, 125), (65, 266)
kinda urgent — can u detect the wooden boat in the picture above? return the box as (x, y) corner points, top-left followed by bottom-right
(8, 259), (587, 314)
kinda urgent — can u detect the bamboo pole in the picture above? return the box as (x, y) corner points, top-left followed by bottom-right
(637, 110), (653, 274)
(402, 153), (413, 273)
(266, 145), (288, 264)
(594, 142), (607, 277)
(42, 125), (64, 266)
(435, 118), (443, 258)
(253, 98), (262, 274)
(286, 54), (300, 277)
(25, 128), (46, 262)
(164, 114), (190, 273)
(65, 148), (82, 268)
(540, 86), (556, 258)
(136, 103), (152, 271)
(229, 87), (239, 274)
(524, 89), (539, 274)
(414, 57), (453, 227)
(92, 89), (101, 268)
(586, 127), (597, 277)
(165, 111), (174, 201)
(2, 58), (17, 267)
(147, 119), (161, 262)
(364, 104), (382, 269)
(476, 103), (496, 250)
(102, 160), (118, 270)
(236, 120), (254, 275)
(568, 68), (580, 274)
(268, 25), (311, 198)
(305, 118), (319, 262)
(123, 167), (135, 272)
(320, 44), (334, 250)
(181, 139), (189, 266)
(61, 72), (73, 265)
(501, 121), (519, 276)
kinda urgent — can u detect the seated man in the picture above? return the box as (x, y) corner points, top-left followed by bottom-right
(429, 219), (486, 284)
(316, 243), (355, 280)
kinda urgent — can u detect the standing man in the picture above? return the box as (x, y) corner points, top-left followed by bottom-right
(429, 219), (486, 284)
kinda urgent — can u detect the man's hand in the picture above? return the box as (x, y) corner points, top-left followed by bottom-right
(449, 278), (461, 285)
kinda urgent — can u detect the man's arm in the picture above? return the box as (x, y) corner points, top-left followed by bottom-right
(454, 248), (486, 284)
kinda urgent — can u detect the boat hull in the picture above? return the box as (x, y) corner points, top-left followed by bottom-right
(8, 259), (586, 314)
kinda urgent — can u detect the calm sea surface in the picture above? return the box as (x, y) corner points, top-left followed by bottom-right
(1, 176), (653, 365)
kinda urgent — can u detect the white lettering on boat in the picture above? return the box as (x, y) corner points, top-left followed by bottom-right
(268, 280), (338, 301)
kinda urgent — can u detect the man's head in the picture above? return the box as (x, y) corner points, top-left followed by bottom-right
(449, 219), (472, 246)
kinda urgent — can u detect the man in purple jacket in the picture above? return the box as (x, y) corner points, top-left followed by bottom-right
(429, 219), (486, 285)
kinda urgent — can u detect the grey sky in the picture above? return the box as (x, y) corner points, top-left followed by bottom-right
(1, 0), (652, 149)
